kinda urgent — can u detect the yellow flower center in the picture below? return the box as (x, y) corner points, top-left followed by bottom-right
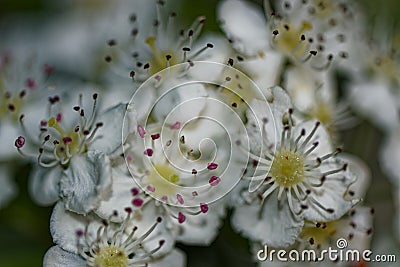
(48, 118), (84, 158)
(146, 37), (179, 75)
(300, 220), (338, 246)
(309, 100), (335, 136)
(270, 149), (305, 187)
(147, 164), (180, 197)
(220, 68), (266, 113)
(0, 82), (23, 122)
(94, 246), (128, 267)
(274, 21), (312, 59)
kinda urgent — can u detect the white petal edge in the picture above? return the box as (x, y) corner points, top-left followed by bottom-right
(43, 245), (86, 267)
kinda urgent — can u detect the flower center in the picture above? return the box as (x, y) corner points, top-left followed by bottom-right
(273, 21), (312, 59)
(94, 245), (128, 267)
(300, 221), (338, 247)
(221, 69), (264, 112)
(147, 164), (180, 197)
(0, 88), (25, 122)
(146, 37), (179, 75)
(270, 149), (305, 187)
(48, 117), (83, 157)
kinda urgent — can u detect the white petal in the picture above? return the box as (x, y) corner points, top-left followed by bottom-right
(153, 82), (208, 122)
(188, 34), (233, 82)
(303, 162), (355, 222)
(0, 166), (17, 208)
(284, 65), (335, 112)
(60, 151), (112, 215)
(0, 121), (19, 160)
(29, 165), (61, 206)
(43, 246), (85, 267)
(240, 52), (284, 90)
(218, 0), (269, 55)
(95, 167), (138, 222)
(337, 206), (373, 251)
(50, 202), (101, 254)
(148, 249), (186, 267)
(231, 190), (304, 248)
(294, 119), (333, 157)
(90, 103), (128, 155)
(338, 153), (371, 199)
(173, 201), (226, 246)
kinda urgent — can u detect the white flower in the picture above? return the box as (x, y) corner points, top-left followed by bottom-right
(41, 0), (155, 79)
(44, 202), (184, 267)
(17, 92), (128, 214)
(217, 0), (356, 71)
(120, 120), (234, 245)
(0, 50), (54, 160)
(104, 0), (215, 84)
(231, 86), (358, 247)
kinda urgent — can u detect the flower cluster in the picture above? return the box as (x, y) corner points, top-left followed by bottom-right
(1, 0), (399, 266)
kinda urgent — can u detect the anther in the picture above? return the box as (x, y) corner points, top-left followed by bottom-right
(107, 39), (117, 46)
(15, 136), (25, 148)
(326, 208), (335, 213)
(8, 104), (15, 111)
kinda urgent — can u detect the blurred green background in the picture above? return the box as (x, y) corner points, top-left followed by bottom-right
(0, 0), (399, 266)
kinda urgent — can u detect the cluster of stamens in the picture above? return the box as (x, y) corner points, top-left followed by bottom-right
(299, 207), (374, 250)
(128, 186), (209, 225)
(266, 0), (352, 70)
(76, 209), (165, 267)
(239, 109), (348, 216)
(0, 52), (53, 123)
(124, 122), (215, 223)
(15, 93), (103, 168)
(104, 1), (213, 81)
